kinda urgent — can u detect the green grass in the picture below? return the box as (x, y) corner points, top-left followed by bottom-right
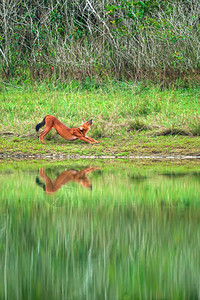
(0, 82), (199, 136)
(0, 82), (199, 156)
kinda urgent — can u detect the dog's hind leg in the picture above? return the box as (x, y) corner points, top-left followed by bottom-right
(39, 126), (52, 142)
(39, 117), (53, 142)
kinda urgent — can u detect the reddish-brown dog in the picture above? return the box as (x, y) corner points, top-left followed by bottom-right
(36, 115), (102, 144)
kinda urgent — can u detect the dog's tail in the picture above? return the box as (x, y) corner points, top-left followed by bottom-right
(36, 117), (46, 132)
(35, 177), (46, 191)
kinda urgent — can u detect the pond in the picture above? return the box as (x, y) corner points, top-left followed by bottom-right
(0, 159), (200, 299)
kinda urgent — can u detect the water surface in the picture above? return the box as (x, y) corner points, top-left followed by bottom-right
(0, 160), (200, 299)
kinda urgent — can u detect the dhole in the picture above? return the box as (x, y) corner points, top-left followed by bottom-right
(35, 115), (102, 144)
(36, 167), (100, 194)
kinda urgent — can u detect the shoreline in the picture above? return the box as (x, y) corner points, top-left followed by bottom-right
(1, 153), (200, 161)
(1, 134), (200, 161)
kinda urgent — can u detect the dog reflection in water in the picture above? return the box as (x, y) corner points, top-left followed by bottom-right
(36, 167), (100, 194)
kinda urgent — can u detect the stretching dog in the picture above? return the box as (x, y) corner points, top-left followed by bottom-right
(36, 115), (102, 144)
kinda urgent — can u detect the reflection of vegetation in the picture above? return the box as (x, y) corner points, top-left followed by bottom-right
(0, 162), (200, 298)
(0, 162), (200, 206)
(160, 172), (200, 178)
(129, 174), (148, 181)
(0, 204), (200, 299)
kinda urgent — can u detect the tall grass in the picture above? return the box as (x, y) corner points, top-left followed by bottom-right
(0, 82), (199, 136)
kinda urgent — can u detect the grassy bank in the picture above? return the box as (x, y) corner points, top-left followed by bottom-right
(1, 134), (200, 157)
(0, 82), (200, 156)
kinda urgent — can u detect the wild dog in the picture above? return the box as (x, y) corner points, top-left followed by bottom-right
(35, 115), (102, 144)
(36, 167), (101, 194)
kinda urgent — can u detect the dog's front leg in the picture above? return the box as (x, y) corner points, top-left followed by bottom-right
(76, 136), (94, 143)
(85, 136), (102, 143)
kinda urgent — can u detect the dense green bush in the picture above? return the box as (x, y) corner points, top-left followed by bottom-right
(0, 0), (200, 85)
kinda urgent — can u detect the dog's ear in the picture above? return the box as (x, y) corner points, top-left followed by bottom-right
(87, 119), (92, 125)
(79, 126), (83, 131)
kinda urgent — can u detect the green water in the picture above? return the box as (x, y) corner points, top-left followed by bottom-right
(0, 160), (200, 299)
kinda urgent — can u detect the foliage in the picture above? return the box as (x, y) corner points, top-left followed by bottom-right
(0, 0), (200, 84)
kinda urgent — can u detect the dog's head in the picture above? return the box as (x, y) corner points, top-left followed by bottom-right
(79, 119), (93, 135)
